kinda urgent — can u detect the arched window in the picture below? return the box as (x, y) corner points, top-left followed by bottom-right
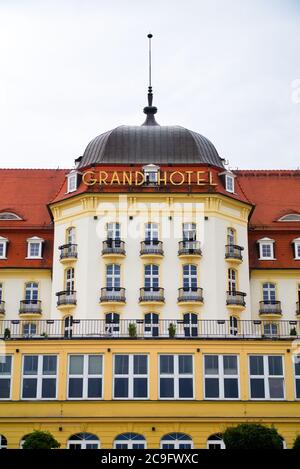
(105, 312), (120, 336)
(228, 269), (237, 292)
(0, 434), (7, 449)
(20, 434), (29, 449)
(183, 313), (198, 337)
(65, 268), (75, 292)
(25, 282), (39, 302)
(144, 312), (159, 337)
(144, 264), (159, 290)
(66, 227), (76, 245)
(67, 433), (100, 449)
(183, 265), (197, 290)
(114, 433), (146, 449)
(0, 212), (21, 220)
(207, 433), (225, 449)
(160, 433), (193, 449)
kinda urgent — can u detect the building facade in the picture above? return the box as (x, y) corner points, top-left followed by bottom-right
(0, 98), (300, 449)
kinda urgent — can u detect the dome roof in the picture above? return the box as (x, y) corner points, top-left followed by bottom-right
(78, 124), (224, 168)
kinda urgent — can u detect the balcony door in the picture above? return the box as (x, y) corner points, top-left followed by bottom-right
(66, 227), (76, 244)
(183, 223), (196, 241)
(65, 268), (75, 292)
(106, 264), (121, 290)
(144, 265), (159, 290)
(262, 283), (276, 303)
(183, 265), (197, 291)
(183, 313), (198, 337)
(25, 282), (38, 303)
(228, 269), (237, 293)
(107, 223), (120, 240)
(105, 312), (120, 336)
(144, 312), (159, 337)
(145, 223), (158, 243)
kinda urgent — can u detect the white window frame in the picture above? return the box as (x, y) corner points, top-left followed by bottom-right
(66, 227), (76, 245)
(257, 238), (275, 260)
(0, 237), (8, 259)
(203, 354), (240, 400)
(225, 174), (235, 193)
(106, 264), (120, 289)
(67, 354), (103, 400)
(0, 212), (21, 220)
(21, 355), (58, 400)
(294, 356), (300, 400)
(144, 264), (159, 289)
(249, 355), (285, 400)
(160, 433), (193, 449)
(26, 237), (44, 259)
(67, 433), (100, 449)
(67, 171), (78, 193)
(142, 164), (159, 184)
(65, 267), (75, 292)
(0, 355), (12, 400)
(159, 354), (194, 400)
(182, 223), (197, 241)
(183, 264), (197, 289)
(114, 434), (147, 449)
(145, 222), (159, 241)
(107, 222), (121, 240)
(292, 238), (300, 260)
(113, 354), (149, 400)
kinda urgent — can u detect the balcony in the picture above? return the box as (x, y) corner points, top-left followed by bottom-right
(139, 287), (165, 304)
(178, 241), (202, 258)
(56, 290), (77, 310)
(297, 302), (300, 317)
(2, 318), (298, 340)
(225, 244), (244, 263)
(102, 239), (125, 258)
(100, 287), (126, 304)
(140, 240), (164, 258)
(59, 244), (78, 263)
(0, 301), (5, 315)
(177, 287), (204, 305)
(226, 291), (246, 309)
(19, 300), (42, 316)
(259, 300), (282, 316)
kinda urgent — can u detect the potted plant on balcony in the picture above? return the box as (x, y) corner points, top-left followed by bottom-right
(128, 322), (137, 338)
(290, 327), (297, 336)
(4, 328), (10, 340)
(168, 323), (176, 338)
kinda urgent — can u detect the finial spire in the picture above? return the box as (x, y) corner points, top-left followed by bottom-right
(142, 33), (159, 126)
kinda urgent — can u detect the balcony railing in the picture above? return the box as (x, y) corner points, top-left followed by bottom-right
(19, 300), (42, 314)
(56, 290), (77, 307)
(100, 287), (126, 303)
(225, 244), (244, 260)
(59, 244), (78, 260)
(102, 239), (125, 256)
(226, 291), (246, 307)
(178, 287), (204, 303)
(1, 318), (298, 340)
(297, 302), (300, 316)
(259, 300), (282, 315)
(0, 301), (5, 314)
(178, 240), (202, 256)
(140, 240), (163, 256)
(139, 287), (165, 303)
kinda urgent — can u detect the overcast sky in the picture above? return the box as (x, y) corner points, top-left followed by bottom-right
(0, 0), (299, 169)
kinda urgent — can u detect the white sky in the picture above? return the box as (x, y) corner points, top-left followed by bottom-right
(0, 0), (299, 169)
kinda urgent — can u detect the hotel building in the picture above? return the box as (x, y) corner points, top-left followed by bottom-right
(0, 89), (300, 449)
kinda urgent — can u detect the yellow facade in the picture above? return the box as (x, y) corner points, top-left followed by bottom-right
(1, 338), (299, 448)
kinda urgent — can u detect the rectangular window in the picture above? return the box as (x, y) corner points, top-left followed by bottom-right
(114, 355), (148, 399)
(159, 355), (194, 399)
(0, 283), (3, 302)
(27, 240), (43, 259)
(22, 355), (57, 399)
(68, 355), (103, 399)
(204, 355), (239, 399)
(295, 243), (300, 260)
(295, 357), (300, 399)
(259, 242), (274, 260)
(0, 355), (12, 399)
(0, 242), (7, 259)
(67, 173), (77, 193)
(225, 175), (234, 193)
(249, 355), (284, 400)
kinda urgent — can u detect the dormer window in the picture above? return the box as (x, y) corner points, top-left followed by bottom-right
(27, 237), (44, 259)
(0, 212), (22, 220)
(67, 170), (80, 193)
(218, 170), (236, 194)
(293, 238), (300, 260)
(257, 237), (275, 260)
(278, 214), (300, 222)
(142, 164), (159, 185)
(0, 237), (8, 259)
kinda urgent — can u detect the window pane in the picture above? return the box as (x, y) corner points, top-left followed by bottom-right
(68, 378), (83, 398)
(179, 378), (193, 398)
(160, 378), (174, 398)
(205, 356), (218, 375)
(115, 356), (129, 374)
(223, 356), (237, 375)
(88, 378), (102, 398)
(268, 356), (283, 376)
(269, 378), (284, 399)
(88, 356), (102, 375)
(24, 356), (38, 375)
(295, 359), (300, 376)
(133, 378), (148, 398)
(160, 356), (174, 374)
(134, 356), (147, 375)
(42, 378), (56, 398)
(69, 356), (83, 375)
(114, 378), (128, 398)
(224, 378), (239, 398)
(179, 356), (193, 374)
(0, 379), (10, 398)
(0, 356), (11, 374)
(22, 378), (37, 398)
(205, 378), (219, 398)
(43, 356), (57, 375)
(249, 356), (264, 375)
(296, 379), (300, 399)
(250, 378), (265, 398)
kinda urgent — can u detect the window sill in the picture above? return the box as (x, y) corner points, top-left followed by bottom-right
(258, 258), (276, 261)
(25, 257), (43, 260)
